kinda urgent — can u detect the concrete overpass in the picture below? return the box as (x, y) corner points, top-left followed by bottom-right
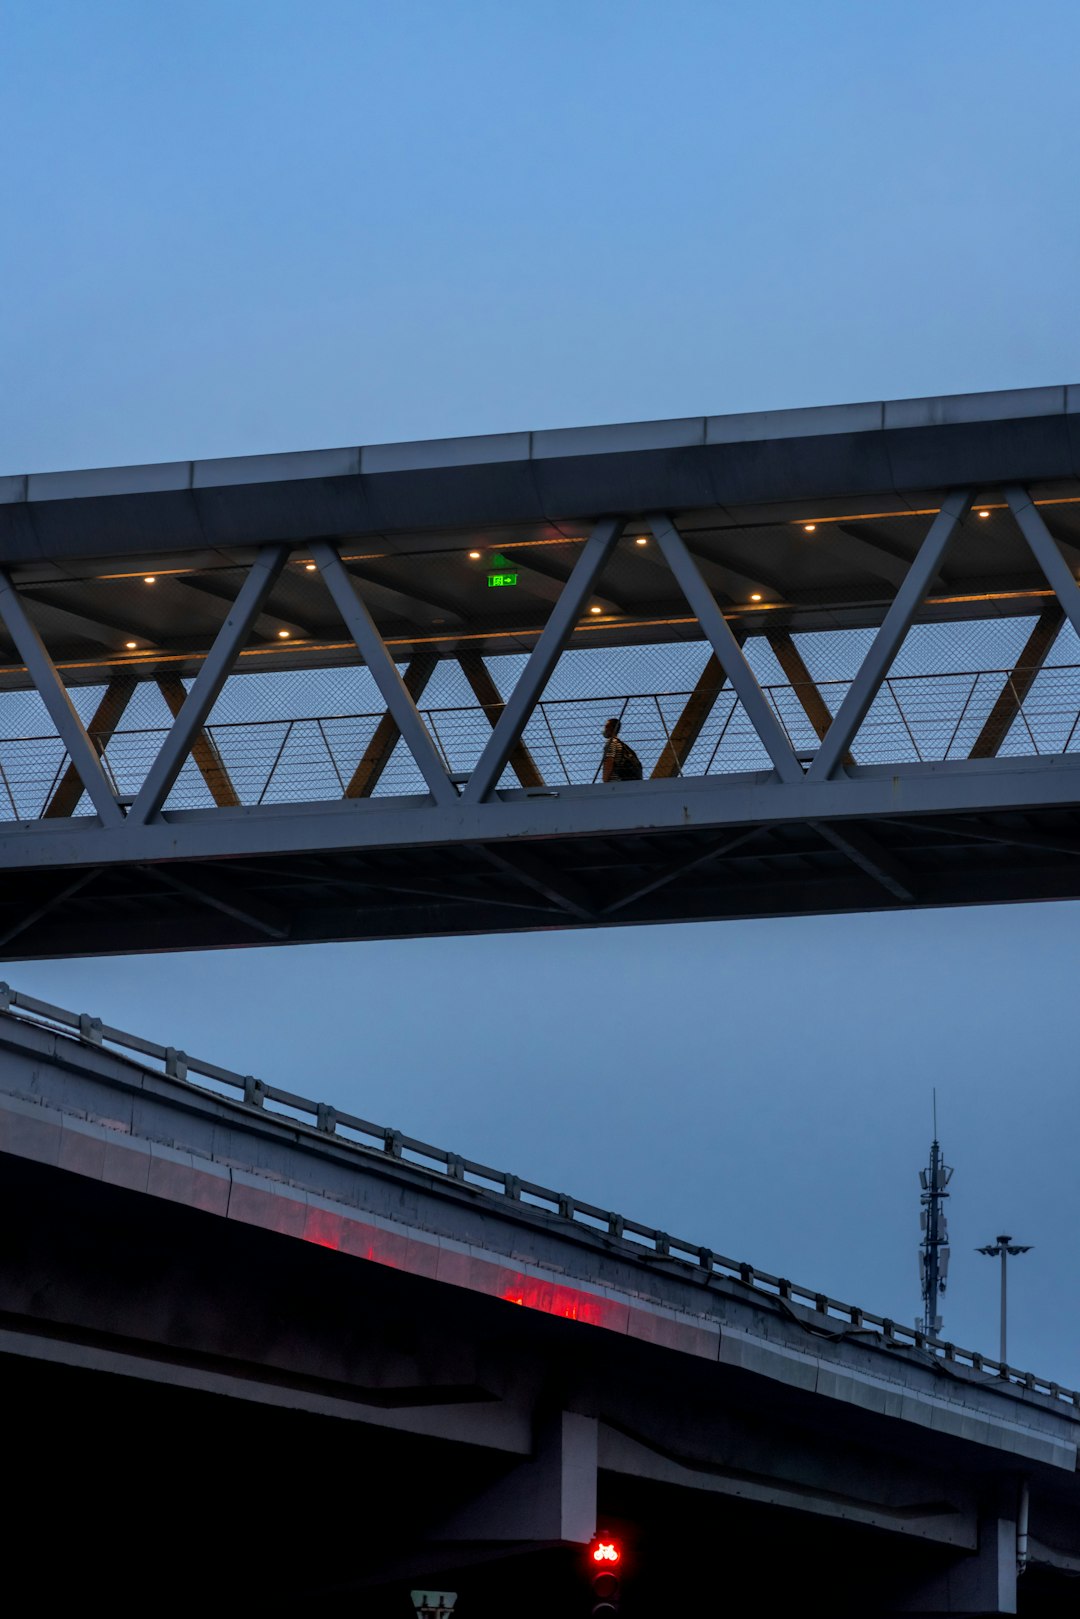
(2, 985), (1077, 1613)
(4, 386), (1080, 953)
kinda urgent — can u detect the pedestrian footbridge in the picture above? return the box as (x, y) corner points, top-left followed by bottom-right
(4, 384), (1080, 955)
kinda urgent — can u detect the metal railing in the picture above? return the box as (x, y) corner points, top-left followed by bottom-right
(1, 981), (1075, 1410)
(2, 661), (1080, 821)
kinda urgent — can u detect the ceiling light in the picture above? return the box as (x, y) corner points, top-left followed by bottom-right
(978, 509), (990, 518)
(278, 629), (290, 639)
(143, 576), (156, 585)
(635, 536), (648, 546)
(804, 524), (816, 533)
(468, 550), (481, 560)
(305, 561), (317, 571)
(125, 640), (137, 649)
(750, 593), (762, 602)
(589, 606), (603, 615)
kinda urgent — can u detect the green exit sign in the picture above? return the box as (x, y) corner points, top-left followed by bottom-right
(487, 572), (518, 588)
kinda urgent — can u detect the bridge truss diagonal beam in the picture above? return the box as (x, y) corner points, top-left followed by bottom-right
(43, 672), (137, 819)
(969, 603), (1064, 759)
(344, 650), (439, 799)
(880, 815), (1080, 862)
(648, 513), (802, 783)
(652, 651), (729, 779)
(0, 868), (102, 951)
(463, 517), (625, 804)
(807, 490), (973, 782)
(141, 863), (289, 940)
(601, 827), (764, 916)
(476, 843), (597, 921)
(128, 547), (289, 825)
(155, 676), (241, 808)
(765, 629), (854, 765)
(809, 820), (915, 901)
(311, 543), (456, 807)
(1006, 486), (1080, 645)
(0, 572), (125, 827)
(457, 652), (544, 788)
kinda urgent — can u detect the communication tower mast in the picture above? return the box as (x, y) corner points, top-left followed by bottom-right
(917, 1100), (952, 1339)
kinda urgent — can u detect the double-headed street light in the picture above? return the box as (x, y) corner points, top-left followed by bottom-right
(976, 1235), (1032, 1366)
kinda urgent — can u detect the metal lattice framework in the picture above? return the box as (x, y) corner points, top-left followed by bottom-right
(4, 387), (1080, 955)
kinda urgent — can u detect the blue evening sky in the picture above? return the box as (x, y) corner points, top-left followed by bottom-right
(3, 0), (1079, 1379)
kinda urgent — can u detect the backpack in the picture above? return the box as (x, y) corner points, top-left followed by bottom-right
(611, 737), (643, 781)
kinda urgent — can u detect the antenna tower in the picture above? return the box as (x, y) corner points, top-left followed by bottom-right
(917, 1092), (953, 1339)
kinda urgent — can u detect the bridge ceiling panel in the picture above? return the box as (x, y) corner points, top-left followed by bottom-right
(1, 502), (1080, 691)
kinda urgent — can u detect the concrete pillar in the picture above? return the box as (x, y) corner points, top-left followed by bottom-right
(891, 1484), (1017, 1615)
(433, 1411), (597, 1545)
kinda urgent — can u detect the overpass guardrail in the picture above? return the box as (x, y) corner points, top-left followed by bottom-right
(1, 981), (1075, 1410)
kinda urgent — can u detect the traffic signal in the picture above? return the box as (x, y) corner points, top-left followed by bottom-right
(586, 1536), (622, 1615)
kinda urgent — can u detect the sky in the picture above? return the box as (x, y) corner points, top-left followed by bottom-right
(3, 0), (1080, 1382)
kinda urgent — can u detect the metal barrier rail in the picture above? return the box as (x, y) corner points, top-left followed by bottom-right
(1, 981), (1075, 1409)
(3, 661), (1080, 819)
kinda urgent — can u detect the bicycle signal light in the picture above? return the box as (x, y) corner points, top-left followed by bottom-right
(590, 1540), (621, 1565)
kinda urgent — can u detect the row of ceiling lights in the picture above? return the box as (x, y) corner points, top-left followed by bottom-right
(125, 570), (294, 650)
(800, 509), (991, 533)
(115, 507), (1003, 649)
(463, 533), (764, 608)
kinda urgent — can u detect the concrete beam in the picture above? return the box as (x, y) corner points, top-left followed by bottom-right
(434, 1412), (597, 1544)
(891, 1487), (1018, 1614)
(599, 1423), (976, 1549)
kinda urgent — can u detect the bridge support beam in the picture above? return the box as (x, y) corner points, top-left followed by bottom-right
(809, 490), (973, 781)
(891, 1486), (1018, 1615)
(128, 546), (288, 823)
(434, 1412), (597, 1545)
(648, 512), (803, 782)
(0, 571), (125, 826)
(344, 649), (438, 798)
(312, 544), (456, 806)
(464, 517), (624, 803)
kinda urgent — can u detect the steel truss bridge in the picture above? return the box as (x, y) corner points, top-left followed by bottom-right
(4, 384), (1080, 955)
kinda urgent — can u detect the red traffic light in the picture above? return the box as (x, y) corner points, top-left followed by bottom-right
(589, 1538), (621, 1567)
(586, 1533), (624, 1614)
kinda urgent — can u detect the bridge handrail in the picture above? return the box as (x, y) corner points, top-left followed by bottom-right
(4, 660), (1080, 749)
(1, 979), (1074, 1411)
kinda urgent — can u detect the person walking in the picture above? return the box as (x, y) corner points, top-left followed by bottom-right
(600, 716), (643, 782)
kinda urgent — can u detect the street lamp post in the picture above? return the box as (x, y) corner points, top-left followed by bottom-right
(976, 1235), (1032, 1366)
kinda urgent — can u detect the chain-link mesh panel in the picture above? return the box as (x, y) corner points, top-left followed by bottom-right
(3, 619), (1080, 818)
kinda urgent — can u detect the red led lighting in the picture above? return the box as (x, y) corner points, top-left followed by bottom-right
(590, 1540), (621, 1565)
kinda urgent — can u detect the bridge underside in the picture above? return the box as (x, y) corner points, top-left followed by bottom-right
(4, 995), (1078, 1613)
(13, 1354), (1066, 1615)
(6, 788), (1080, 956)
(6, 385), (1080, 955)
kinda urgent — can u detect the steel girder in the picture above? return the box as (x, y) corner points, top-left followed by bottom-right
(3, 488), (1080, 956)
